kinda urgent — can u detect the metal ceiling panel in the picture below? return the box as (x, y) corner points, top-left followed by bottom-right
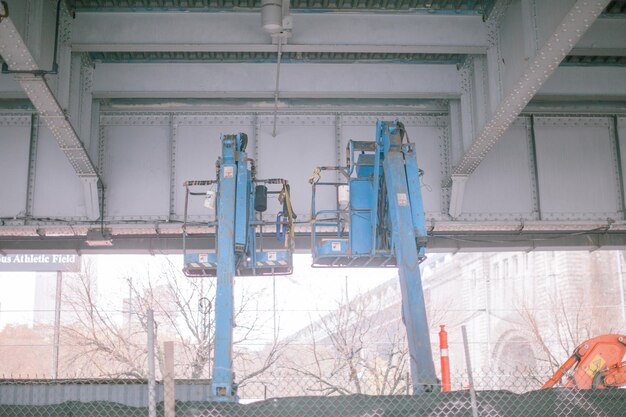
(17, 76), (98, 177)
(341, 115), (449, 221)
(450, 0), (610, 186)
(69, 7), (625, 66)
(256, 115), (336, 222)
(0, 6), (99, 179)
(31, 125), (90, 219)
(72, 11), (488, 56)
(533, 116), (621, 221)
(102, 119), (171, 220)
(498, 0), (527, 96)
(91, 63), (463, 99)
(172, 116), (255, 221)
(460, 119), (535, 221)
(70, 0), (625, 15)
(88, 51), (466, 64)
(618, 116), (626, 204)
(539, 67), (626, 98)
(561, 55), (626, 66)
(0, 114), (31, 218)
(573, 15), (626, 54)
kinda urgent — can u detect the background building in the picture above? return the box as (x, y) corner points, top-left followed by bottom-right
(33, 258), (99, 328)
(283, 251), (626, 392)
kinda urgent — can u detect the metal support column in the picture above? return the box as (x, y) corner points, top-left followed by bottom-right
(147, 309), (156, 417)
(25, 113), (39, 218)
(51, 271), (62, 379)
(612, 115), (626, 219)
(617, 251), (626, 326)
(528, 115), (542, 220)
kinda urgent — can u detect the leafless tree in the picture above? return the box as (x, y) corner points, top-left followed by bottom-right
(59, 258), (283, 382)
(515, 287), (618, 376)
(279, 292), (411, 396)
(60, 261), (146, 378)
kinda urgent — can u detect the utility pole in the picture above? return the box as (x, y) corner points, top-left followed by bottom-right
(52, 271), (62, 379)
(617, 251), (626, 326)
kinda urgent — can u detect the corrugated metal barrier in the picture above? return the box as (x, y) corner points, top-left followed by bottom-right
(0, 376), (625, 417)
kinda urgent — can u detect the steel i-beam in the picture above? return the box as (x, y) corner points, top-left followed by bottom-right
(0, 2), (101, 220)
(449, 0), (611, 218)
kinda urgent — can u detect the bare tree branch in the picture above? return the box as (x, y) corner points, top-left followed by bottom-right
(59, 257), (283, 383)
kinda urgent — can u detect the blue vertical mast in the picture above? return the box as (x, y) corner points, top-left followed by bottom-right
(379, 121), (436, 393)
(211, 133), (247, 401)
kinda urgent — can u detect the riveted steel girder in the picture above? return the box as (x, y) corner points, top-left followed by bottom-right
(71, 12), (488, 55)
(3, 229), (626, 253)
(0, 3), (101, 219)
(91, 63), (462, 99)
(71, 0), (493, 13)
(16, 75), (97, 177)
(449, 0), (612, 217)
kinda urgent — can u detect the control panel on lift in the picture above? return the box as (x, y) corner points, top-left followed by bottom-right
(309, 121), (427, 268)
(181, 133), (296, 278)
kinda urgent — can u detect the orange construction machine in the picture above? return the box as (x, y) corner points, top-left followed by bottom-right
(543, 334), (626, 389)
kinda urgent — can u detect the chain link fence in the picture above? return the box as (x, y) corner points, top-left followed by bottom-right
(1, 372), (624, 416)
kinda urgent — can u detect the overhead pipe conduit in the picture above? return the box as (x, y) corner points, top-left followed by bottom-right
(262, 0), (291, 137)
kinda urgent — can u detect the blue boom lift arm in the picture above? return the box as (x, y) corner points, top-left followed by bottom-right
(310, 120), (437, 393)
(182, 133), (295, 401)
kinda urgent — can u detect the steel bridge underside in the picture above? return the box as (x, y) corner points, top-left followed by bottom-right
(1, 1), (626, 254)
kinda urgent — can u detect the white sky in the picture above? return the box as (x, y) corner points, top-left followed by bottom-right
(0, 254), (399, 341)
(0, 271), (36, 326)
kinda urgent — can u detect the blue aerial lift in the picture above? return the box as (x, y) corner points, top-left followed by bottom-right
(182, 132), (295, 401)
(309, 120), (437, 393)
